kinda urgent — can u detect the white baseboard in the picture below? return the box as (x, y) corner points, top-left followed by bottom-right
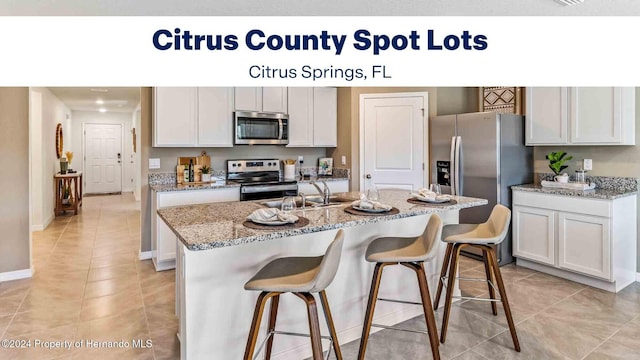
(31, 213), (53, 232)
(0, 268), (33, 282)
(139, 251), (153, 260)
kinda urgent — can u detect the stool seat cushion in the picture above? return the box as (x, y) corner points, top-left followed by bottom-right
(365, 236), (436, 263)
(244, 256), (323, 293)
(442, 223), (499, 244)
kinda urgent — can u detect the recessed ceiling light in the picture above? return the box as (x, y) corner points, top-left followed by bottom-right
(90, 88), (109, 93)
(98, 108), (107, 113)
(96, 99), (104, 105)
(554, 0), (584, 5)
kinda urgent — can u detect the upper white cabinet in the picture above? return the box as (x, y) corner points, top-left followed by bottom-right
(154, 87), (198, 147)
(287, 87), (338, 147)
(153, 87), (234, 147)
(234, 87), (288, 113)
(525, 87), (635, 146)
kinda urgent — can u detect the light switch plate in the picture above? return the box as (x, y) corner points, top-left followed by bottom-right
(341, 155), (347, 165)
(149, 158), (161, 169)
(583, 159), (593, 171)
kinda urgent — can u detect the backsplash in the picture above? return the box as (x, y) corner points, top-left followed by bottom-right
(148, 167), (350, 185)
(536, 173), (639, 192)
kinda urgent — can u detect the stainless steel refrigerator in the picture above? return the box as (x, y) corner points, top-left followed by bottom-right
(430, 112), (533, 265)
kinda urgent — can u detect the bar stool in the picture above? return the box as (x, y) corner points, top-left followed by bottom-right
(358, 215), (443, 360)
(243, 230), (344, 360)
(433, 204), (520, 352)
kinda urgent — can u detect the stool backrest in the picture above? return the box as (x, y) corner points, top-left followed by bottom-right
(421, 214), (443, 259)
(485, 204), (511, 244)
(310, 229), (345, 292)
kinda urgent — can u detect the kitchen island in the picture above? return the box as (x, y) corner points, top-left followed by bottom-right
(158, 190), (488, 359)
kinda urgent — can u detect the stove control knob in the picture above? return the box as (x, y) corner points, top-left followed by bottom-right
(232, 163), (237, 167)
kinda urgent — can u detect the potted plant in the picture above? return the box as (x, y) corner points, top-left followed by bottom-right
(62, 184), (71, 205)
(201, 165), (212, 182)
(546, 151), (572, 182)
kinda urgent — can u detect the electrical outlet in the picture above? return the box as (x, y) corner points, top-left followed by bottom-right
(298, 156), (304, 164)
(148, 158), (160, 170)
(341, 155), (347, 165)
(583, 159), (593, 171)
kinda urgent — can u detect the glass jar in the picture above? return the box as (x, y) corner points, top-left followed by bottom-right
(575, 170), (586, 184)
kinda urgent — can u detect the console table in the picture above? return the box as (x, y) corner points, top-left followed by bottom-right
(54, 172), (83, 216)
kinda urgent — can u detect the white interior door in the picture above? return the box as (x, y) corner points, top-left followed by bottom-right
(361, 94), (427, 191)
(85, 124), (123, 194)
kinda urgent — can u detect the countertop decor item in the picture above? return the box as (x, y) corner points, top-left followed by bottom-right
(318, 157), (333, 176)
(55, 123), (63, 159)
(546, 151), (573, 176)
(540, 180), (596, 191)
(65, 151), (74, 170)
(201, 165), (212, 182)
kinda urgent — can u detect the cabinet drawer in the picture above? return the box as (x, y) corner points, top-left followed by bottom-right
(157, 188), (240, 208)
(513, 191), (611, 218)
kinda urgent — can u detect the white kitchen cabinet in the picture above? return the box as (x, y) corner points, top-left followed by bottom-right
(525, 87), (635, 146)
(153, 87), (234, 147)
(297, 180), (349, 195)
(153, 87), (197, 147)
(152, 187), (240, 271)
(287, 87), (338, 147)
(198, 87), (234, 147)
(512, 190), (636, 292)
(234, 87), (288, 113)
(512, 206), (555, 266)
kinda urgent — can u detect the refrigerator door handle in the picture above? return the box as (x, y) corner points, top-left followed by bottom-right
(449, 136), (457, 195)
(454, 136), (461, 196)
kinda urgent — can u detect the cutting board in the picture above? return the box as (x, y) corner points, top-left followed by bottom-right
(178, 157), (197, 166)
(196, 155), (211, 168)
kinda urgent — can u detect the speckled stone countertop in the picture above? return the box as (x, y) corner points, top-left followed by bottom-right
(512, 184), (637, 200)
(157, 190), (488, 251)
(151, 181), (240, 192)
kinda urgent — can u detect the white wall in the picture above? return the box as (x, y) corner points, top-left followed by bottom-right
(71, 110), (135, 193)
(133, 105), (141, 201)
(29, 87), (71, 231)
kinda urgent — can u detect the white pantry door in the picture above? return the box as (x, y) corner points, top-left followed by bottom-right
(361, 93), (427, 191)
(85, 124), (123, 194)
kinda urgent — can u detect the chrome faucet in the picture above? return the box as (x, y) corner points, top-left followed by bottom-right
(298, 192), (306, 209)
(311, 180), (331, 205)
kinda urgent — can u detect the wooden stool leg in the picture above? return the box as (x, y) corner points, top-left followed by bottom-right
(244, 291), (276, 360)
(319, 290), (343, 360)
(357, 263), (387, 360)
(410, 262), (441, 360)
(440, 243), (462, 344)
(295, 293), (324, 360)
(486, 247), (521, 352)
(433, 243), (453, 310)
(482, 249), (498, 316)
(264, 294), (280, 360)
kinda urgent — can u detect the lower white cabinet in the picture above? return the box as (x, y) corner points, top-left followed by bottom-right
(512, 190), (636, 292)
(152, 187), (240, 271)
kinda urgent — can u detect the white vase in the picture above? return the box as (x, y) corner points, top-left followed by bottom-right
(202, 174), (212, 182)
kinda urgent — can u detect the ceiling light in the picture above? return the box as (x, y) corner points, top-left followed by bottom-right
(98, 108), (107, 113)
(96, 99), (104, 105)
(90, 88), (109, 93)
(554, 0), (584, 5)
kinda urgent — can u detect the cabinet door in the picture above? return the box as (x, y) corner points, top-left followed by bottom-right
(558, 212), (611, 280)
(313, 87), (338, 147)
(570, 87), (633, 145)
(525, 87), (568, 145)
(198, 87), (234, 147)
(262, 87), (288, 113)
(512, 206), (556, 266)
(287, 87), (314, 147)
(157, 216), (177, 262)
(154, 87), (197, 147)
(234, 87), (262, 111)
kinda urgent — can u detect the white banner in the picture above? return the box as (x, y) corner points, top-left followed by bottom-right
(1, 16), (639, 86)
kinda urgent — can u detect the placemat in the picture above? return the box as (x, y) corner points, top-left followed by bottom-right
(344, 206), (400, 216)
(407, 198), (458, 206)
(242, 217), (310, 230)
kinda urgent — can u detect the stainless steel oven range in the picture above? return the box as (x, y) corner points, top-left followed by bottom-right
(227, 159), (298, 201)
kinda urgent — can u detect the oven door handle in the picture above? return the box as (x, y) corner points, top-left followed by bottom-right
(241, 184), (298, 194)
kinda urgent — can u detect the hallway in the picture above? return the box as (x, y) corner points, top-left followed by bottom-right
(0, 194), (179, 360)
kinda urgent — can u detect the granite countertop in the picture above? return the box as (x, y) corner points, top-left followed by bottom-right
(295, 174), (349, 183)
(150, 175), (350, 192)
(157, 190), (488, 251)
(511, 184), (638, 200)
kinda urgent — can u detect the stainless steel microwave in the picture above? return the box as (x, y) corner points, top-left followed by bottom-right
(234, 111), (289, 145)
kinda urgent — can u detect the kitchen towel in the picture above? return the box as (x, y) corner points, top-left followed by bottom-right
(352, 193), (392, 211)
(247, 208), (299, 223)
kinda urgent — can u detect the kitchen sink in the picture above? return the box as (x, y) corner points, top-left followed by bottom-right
(261, 196), (356, 209)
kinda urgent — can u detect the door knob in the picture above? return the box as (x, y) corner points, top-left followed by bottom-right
(365, 174), (372, 179)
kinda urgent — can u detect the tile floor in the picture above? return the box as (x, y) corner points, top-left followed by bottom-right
(1, 193), (639, 359)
